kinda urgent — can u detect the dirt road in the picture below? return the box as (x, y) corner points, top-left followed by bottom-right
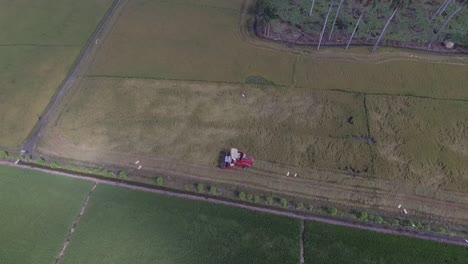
(1, 160), (467, 247)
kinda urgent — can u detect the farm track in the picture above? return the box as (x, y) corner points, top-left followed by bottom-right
(21, 0), (123, 155)
(1, 160), (467, 248)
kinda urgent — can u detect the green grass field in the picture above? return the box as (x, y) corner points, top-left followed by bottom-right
(0, 0), (113, 148)
(0, 165), (93, 264)
(304, 221), (468, 264)
(61, 184), (300, 264)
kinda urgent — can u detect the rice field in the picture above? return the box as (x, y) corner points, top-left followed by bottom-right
(35, 0), (468, 227)
(0, 165), (93, 264)
(61, 184), (300, 264)
(304, 221), (468, 264)
(0, 0), (113, 148)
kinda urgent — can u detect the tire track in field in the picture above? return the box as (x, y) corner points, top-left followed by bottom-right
(1, 161), (467, 248)
(300, 220), (305, 264)
(55, 182), (97, 264)
(21, 0), (123, 156)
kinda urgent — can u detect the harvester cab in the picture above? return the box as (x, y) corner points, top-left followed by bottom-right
(220, 148), (254, 169)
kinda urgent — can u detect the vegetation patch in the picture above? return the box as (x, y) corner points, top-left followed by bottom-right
(0, 165), (93, 264)
(61, 184), (300, 264)
(257, 0), (468, 51)
(304, 221), (468, 264)
(245, 75), (275, 86)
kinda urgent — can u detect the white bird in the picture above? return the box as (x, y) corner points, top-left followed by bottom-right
(294, 173), (297, 177)
(398, 204), (402, 209)
(403, 209), (408, 214)
(241, 93), (246, 97)
(135, 160), (140, 165)
(286, 172), (290, 176)
(138, 165), (142, 170)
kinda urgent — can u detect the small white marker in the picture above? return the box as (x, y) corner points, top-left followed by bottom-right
(15, 159), (19, 165)
(464, 239), (468, 244)
(135, 160), (140, 165)
(294, 173), (297, 177)
(241, 93), (246, 97)
(286, 172), (290, 176)
(138, 165), (142, 170)
(403, 208), (408, 215)
(20, 150), (25, 155)
(398, 204), (402, 209)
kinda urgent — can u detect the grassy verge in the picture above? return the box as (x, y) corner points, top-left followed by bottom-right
(0, 165), (93, 264)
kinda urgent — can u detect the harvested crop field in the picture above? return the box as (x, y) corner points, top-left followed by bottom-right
(38, 77), (468, 225)
(0, 165), (93, 264)
(61, 184), (300, 264)
(40, 77), (371, 172)
(304, 221), (468, 264)
(0, 0), (113, 148)
(367, 95), (468, 192)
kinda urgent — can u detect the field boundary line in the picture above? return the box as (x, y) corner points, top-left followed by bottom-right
(84, 74), (468, 103)
(0, 44), (80, 47)
(300, 220), (305, 264)
(55, 182), (97, 264)
(362, 95), (376, 177)
(1, 161), (467, 248)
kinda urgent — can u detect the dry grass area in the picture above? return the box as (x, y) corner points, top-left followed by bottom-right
(367, 96), (468, 193)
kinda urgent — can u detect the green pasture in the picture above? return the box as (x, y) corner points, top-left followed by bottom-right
(61, 184), (300, 264)
(304, 221), (468, 264)
(0, 165), (93, 264)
